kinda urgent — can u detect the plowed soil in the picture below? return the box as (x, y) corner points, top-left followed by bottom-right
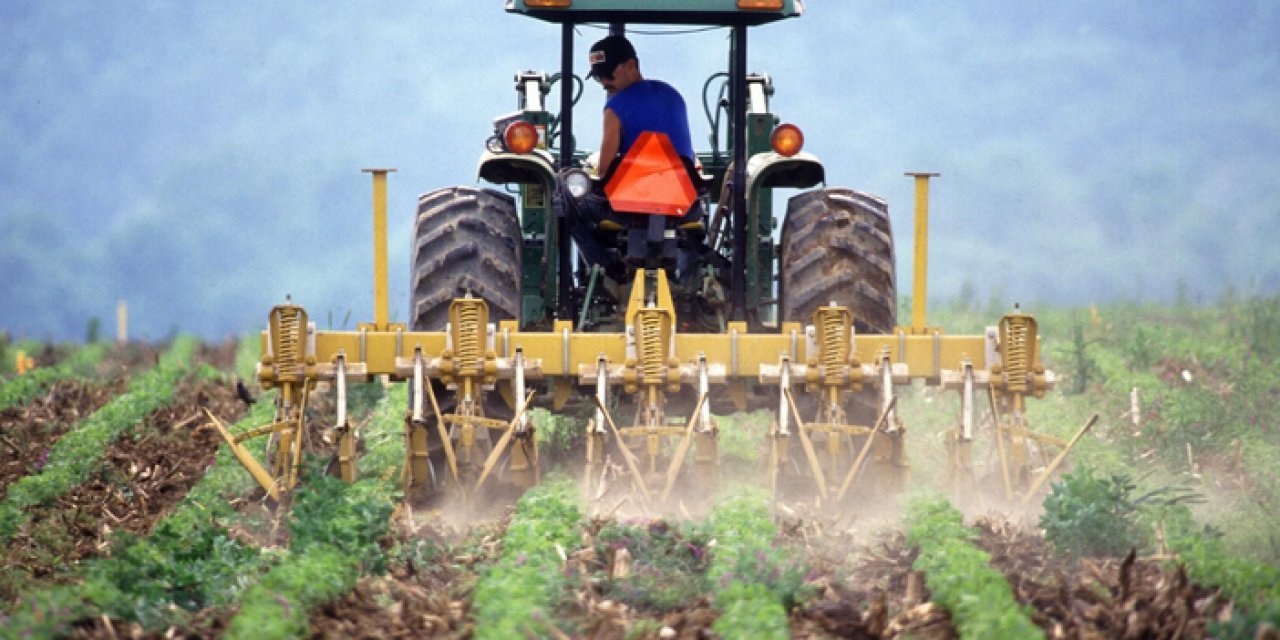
(0, 380), (120, 500)
(1, 341), (1254, 639)
(0, 374), (246, 600)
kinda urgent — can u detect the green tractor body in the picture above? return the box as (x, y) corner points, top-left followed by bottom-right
(233, 2), (1065, 505)
(414, 1), (888, 342)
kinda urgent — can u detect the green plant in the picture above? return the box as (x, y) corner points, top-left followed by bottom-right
(700, 487), (804, 639)
(1208, 602), (1280, 640)
(220, 382), (410, 640)
(1166, 514), (1280, 612)
(532, 407), (580, 459)
(472, 478), (582, 640)
(905, 495), (1043, 639)
(1241, 294), (1280, 360)
(226, 546), (359, 640)
(224, 460), (396, 640)
(289, 464), (396, 574)
(355, 383), (407, 479)
(716, 411), (771, 464)
(592, 519), (711, 612)
(1040, 465), (1202, 558)
(1061, 315), (1101, 394)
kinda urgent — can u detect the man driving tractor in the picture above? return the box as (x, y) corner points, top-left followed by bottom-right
(588, 35), (695, 180)
(569, 34), (706, 282)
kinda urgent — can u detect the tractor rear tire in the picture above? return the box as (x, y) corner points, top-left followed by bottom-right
(779, 187), (898, 500)
(411, 186), (522, 329)
(779, 187), (896, 332)
(409, 186), (521, 494)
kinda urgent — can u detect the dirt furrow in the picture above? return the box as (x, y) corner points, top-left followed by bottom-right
(0, 380), (122, 500)
(972, 516), (1226, 639)
(0, 377), (246, 600)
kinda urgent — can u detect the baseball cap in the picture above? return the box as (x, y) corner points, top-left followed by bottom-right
(587, 35), (636, 79)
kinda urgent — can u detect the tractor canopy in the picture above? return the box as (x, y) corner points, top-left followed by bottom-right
(505, 0), (802, 26)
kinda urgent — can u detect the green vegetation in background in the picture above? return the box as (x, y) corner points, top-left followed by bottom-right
(930, 295), (1280, 566)
(700, 487), (804, 639)
(0, 341), (108, 410)
(233, 332), (262, 383)
(1040, 465), (1202, 558)
(532, 406), (581, 462)
(0, 336), (198, 545)
(1064, 298), (1280, 561)
(716, 411), (772, 467)
(355, 383), (404, 479)
(0, 338), (43, 378)
(472, 478), (582, 640)
(905, 494), (1044, 639)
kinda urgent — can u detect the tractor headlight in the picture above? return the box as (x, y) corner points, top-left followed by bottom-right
(563, 169), (592, 199)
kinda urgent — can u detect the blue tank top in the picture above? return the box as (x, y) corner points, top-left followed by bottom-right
(605, 79), (695, 161)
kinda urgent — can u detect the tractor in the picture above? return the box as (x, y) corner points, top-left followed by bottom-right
(214, 1), (1087, 510)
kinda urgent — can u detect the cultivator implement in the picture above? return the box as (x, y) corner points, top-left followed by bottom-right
(212, 168), (1080, 508)
(224, 276), (1062, 507)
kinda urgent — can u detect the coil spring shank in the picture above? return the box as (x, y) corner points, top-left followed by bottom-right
(270, 305), (307, 383)
(820, 309), (848, 372)
(453, 300), (483, 377)
(637, 309), (666, 384)
(1000, 314), (1035, 393)
(812, 306), (853, 388)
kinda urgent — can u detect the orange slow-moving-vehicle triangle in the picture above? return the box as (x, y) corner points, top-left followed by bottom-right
(604, 131), (697, 216)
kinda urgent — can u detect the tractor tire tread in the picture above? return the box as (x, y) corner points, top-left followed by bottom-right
(780, 186), (896, 334)
(411, 185), (521, 331)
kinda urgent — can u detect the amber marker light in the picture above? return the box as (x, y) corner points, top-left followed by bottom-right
(738, 0), (784, 9)
(504, 121), (539, 154)
(770, 123), (804, 157)
(525, 0), (571, 7)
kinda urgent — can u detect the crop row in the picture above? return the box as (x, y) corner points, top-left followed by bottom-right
(0, 393), (278, 637)
(223, 383), (403, 639)
(702, 488), (801, 639)
(0, 337), (199, 545)
(1168, 524), (1280, 632)
(0, 341), (107, 411)
(472, 478), (583, 639)
(904, 495), (1043, 639)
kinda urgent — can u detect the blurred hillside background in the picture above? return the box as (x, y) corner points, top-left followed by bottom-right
(3, 1), (1278, 340)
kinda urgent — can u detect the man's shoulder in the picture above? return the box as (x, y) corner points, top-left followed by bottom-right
(637, 80), (686, 107)
(642, 79), (681, 96)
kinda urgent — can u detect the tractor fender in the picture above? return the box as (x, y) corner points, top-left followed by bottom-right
(745, 151), (825, 192)
(477, 148), (558, 186)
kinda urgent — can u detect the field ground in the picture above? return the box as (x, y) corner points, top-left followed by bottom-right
(1, 298), (1278, 638)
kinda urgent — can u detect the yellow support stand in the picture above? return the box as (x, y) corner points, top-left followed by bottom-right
(905, 172), (940, 335)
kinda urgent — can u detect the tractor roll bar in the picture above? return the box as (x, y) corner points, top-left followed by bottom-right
(558, 23), (575, 320)
(552, 20), (753, 320)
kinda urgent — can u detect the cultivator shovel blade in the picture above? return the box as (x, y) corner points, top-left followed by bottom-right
(205, 408), (281, 502)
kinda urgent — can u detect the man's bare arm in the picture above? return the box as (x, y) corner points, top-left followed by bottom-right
(597, 108), (621, 179)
